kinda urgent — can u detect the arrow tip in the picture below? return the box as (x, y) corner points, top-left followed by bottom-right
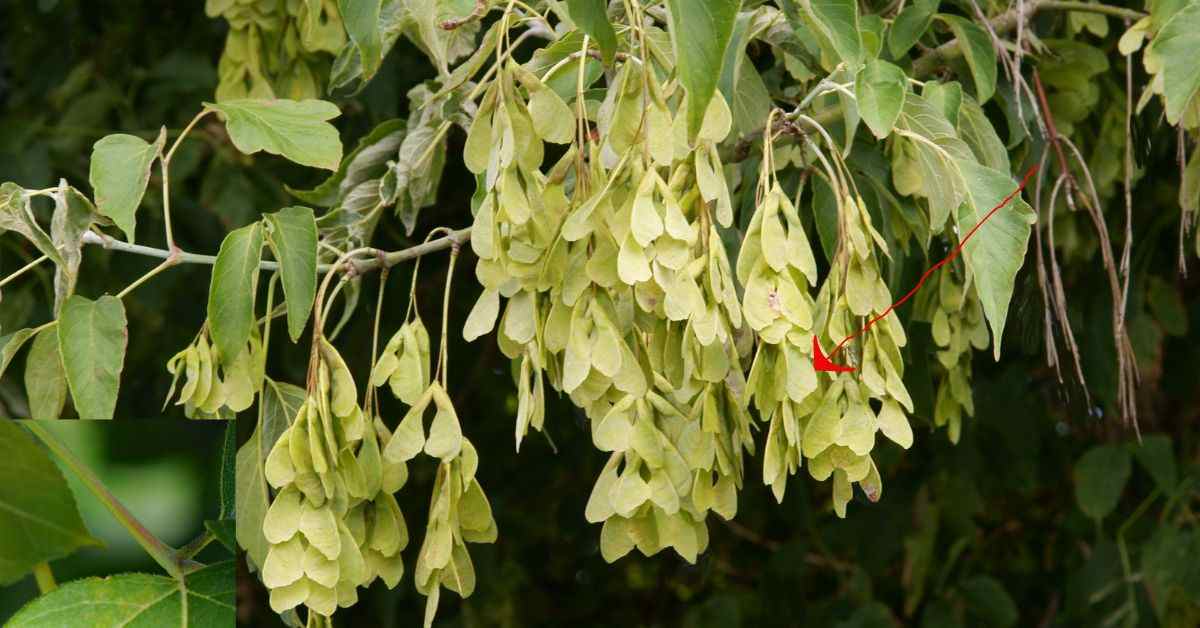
(813, 336), (855, 373)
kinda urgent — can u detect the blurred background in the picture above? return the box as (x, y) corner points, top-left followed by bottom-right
(2, 1), (1199, 627)
(0, 420), (227, 621)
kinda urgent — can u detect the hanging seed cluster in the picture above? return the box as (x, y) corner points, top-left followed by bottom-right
(244, 8), (1022, 621)
(743, 130), (915, 516)
(461, 30), (767, 563)
(259, 339), (409, 617)
(370, 318), (432, 405)
(164, 327), (262, 419)
(926, 268), (987, 443)
(207, 0), (345, 101)
(376, 382), (497, 623)
(369, 304), (498, 627)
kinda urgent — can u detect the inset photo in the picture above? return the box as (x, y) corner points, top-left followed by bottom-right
(0, 420), (234, 626)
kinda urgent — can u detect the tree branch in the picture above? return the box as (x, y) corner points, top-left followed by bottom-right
(81, 228), (471, 274)
(729, 0), (1147, 163)
(911, 0), (1146, 78)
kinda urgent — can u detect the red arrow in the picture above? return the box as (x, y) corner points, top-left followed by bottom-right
(813, 165), (1038, 373)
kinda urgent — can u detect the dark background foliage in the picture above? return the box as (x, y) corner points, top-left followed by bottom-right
(1, 1), (1198, 627)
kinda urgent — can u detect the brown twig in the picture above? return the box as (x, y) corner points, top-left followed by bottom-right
(1032, 70), (1139, 433)
(440, 0), (488, 30)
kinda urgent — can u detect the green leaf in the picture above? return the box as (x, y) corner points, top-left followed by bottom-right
(665, 0), (741, 138)
(799, 0), (863, 68)
(8, 560), (235, 627)
(218, 419), (236, 518)
(960, 575), (1018, 627)
(88, 130), (165, 243)
(1129, 434), (1177, 494)
(1074, 444), (1131, 520)
(1141, 526), (1200, 607)
(237, 379), (306, 571)
(566, 0), (619, 65)
(25, 327), (68, 420)
(0, 328), (37, 383)
(205, 99), (343, 171)
(0, 421), (98, 585)
(894, 94), (972, 230)
(286, 119), (405, 207)
(855, 59), (907, 139)
(0, 182), (64, 266)
(939, 15), (996, 103)
(526, 31), (604, 102)
(923, 80), (962, 126)
(952, 158), (1035, 359)
(205, 519), (236, 553)
(265, 208), (317, 342)
(1150, 0), (1200, 124)
(207, 223), (264, 364)
(956, 94), (1009, 172)
(50, 183), (102, 314)
(834, 602), (897, 628)
(889, 0), (938, 58)
(729, 55), (773, 139)
(339, 0), (384, 81)
(811, 175), (840, 264)
(57, 295), (128, 420)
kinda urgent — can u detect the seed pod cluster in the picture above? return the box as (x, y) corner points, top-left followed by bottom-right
(369, 318), (432, 406)
(926, 268), (987, 443)
(749, 182), (915, 517)
(164, 327), (263, 419)
(207, 0), (345, 101)
(372, 377), (497, 627)
(462, 50), (758, 562)
(260, 339), (410, 617)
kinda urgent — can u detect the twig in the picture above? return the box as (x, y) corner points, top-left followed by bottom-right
(911, 0), (1146, 78)
(1033, 71), (1139, 432)
(177, 530), (215, 560)
(81, 227), (471, 274)
(0, 254), (49, 289)
(441, 0), (488, 30)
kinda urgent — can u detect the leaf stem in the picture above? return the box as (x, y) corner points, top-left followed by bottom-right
(436, 241), (461, 387)
(23, 422), (184, 580)
(165, 110), (212, 165)
(177, 530), (215, 560)
(0, 254), (50, 289)
(115, 257), (177, 299)
(157, 110), (211, 253)
(32, 562), (57, 593)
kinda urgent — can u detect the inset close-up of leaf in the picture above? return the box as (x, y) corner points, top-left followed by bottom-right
(0, 422), (98, 586)
(0, 421), (234, 627)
